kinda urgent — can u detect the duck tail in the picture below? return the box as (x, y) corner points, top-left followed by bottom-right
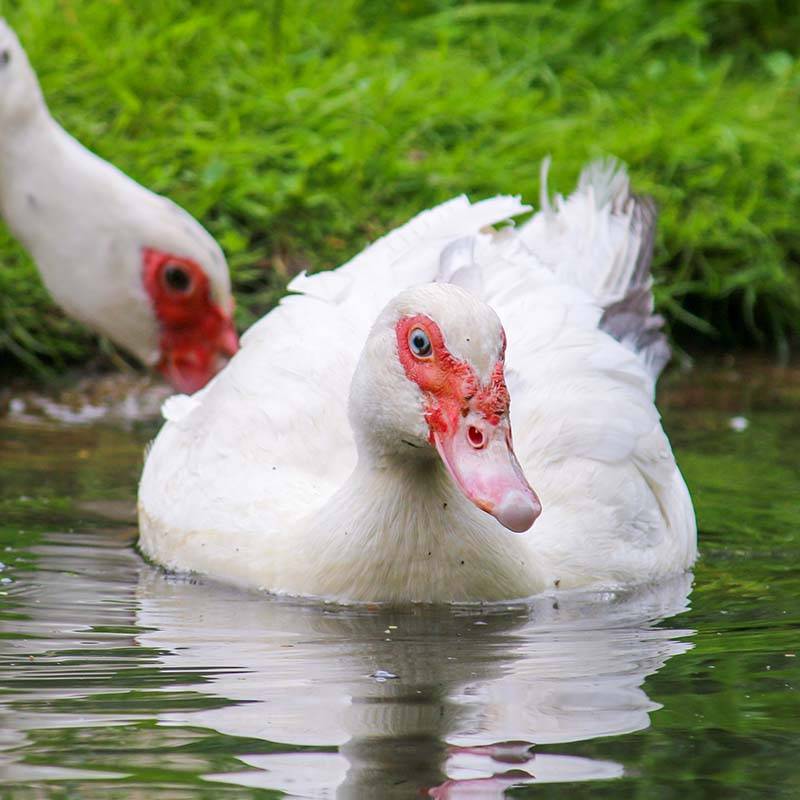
(522, 158), (670, 380)
(596, 187), (671, 382)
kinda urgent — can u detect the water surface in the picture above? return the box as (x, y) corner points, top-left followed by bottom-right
(0, 360), (798, 798)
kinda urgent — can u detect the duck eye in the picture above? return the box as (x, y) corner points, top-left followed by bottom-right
(163, 264), (193, 293)
(408, 327), (432, 358)
(0, 50), (10, 68)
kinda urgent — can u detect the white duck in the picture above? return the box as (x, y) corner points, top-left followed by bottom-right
(138, 160), (696, 603)
(0, 20), (237, 392)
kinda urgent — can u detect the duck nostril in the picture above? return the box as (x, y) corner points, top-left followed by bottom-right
(467, 425), (485, 449)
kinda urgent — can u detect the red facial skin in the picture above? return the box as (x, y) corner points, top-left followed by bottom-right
(142, 248), (239, 394)
(395, 313), (541, 533)
(395, 314), (509, 443)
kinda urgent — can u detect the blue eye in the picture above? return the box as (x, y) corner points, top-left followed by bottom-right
(408, 327), (432, 358)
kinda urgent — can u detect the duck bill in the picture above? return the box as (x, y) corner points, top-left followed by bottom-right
(216, 314), (240, 359)
(159, 314), (239, 394)
(433, 417), (541, 533)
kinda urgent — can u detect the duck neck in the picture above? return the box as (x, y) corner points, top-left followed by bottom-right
(0, 101), (52, 165)
(0, 107), (63, 229)
(297, 446), (539, 603)
(325, 447), (467, 550)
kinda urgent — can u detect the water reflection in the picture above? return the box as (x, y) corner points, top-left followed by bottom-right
(0, 528), (693, 797)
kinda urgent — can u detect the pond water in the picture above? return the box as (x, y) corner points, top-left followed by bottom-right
(0, 359), (798, 798)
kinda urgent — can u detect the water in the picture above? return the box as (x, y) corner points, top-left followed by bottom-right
(0, 360), (798, 798)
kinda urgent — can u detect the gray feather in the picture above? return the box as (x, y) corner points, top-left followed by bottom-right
(598, 195), (670, 379)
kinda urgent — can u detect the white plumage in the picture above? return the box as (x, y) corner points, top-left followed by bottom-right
(138, 161), (696, 603)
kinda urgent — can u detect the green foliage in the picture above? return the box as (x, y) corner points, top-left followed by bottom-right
(1, 0), (799, 375)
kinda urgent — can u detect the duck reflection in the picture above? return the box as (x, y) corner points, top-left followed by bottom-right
(134, 568), (694, 797)
(0, 530), (693, 797)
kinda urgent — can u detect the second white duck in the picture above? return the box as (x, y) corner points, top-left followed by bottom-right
(0, 20), (238, 392)
(138, 161), (696, 603)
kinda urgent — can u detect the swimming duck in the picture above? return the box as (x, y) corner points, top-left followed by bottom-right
(0, 20), (237, 392)
(138, 160), (696, 603)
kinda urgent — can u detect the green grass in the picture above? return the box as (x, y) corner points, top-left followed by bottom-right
(1, 0), (799, 377)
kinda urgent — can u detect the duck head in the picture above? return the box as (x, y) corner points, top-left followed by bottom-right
(349, 283), (541, 533)
(140, 244), (238, 394)
(58, 204), (239, 396)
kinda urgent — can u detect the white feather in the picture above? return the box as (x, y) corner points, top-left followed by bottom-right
(161, 394), (201, 424)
